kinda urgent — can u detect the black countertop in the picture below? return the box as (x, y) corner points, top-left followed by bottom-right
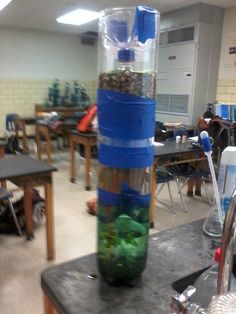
(154, 141), (202, 157)
(0, 155), (57, 180)
(41, 219), (216, 313)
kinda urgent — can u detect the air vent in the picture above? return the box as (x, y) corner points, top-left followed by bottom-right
(80, 31), (97, 46)
(156, 94), (169, 112)
(169, 95), (188, 114)
(160, 26), (194, 45)
(156, 94), (189, 115)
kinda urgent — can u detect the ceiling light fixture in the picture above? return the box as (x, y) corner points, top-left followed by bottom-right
(57, 9), (99, 26)
(0, 0), (13, 12)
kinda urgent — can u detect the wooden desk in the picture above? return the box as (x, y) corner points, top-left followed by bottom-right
(69, 135), (204, 225)
(36, 121), (77, 164)
(0, 140), (5, 158)
(35, 105), (86, 118)
(0, 156), (57, 260)
(69, 131), (97, 190)
(14, 117), (36, 153)
(41, 219), (214, 314)
(0, 141), (6, 188)
(155, 125), (197, 141)
(36, 123), (54, 164)
(150, 141), (204, 227)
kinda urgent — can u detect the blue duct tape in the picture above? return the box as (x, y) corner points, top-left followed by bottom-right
(98, 187), (151, 223)
(132, 6), (157, 44)
(97, 89), (156, 140)
(98, 143), (154, 168)
(121, 182), (151, 206)
(98, 186), (151, 206)
(98, 188), (122, 206)
(201, 136), (212, 153)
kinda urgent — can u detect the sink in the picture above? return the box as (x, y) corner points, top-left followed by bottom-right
(172, 256), (236, 294)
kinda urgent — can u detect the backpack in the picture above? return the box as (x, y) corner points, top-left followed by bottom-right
(0, 189), (45, 234)
(77, 104), (97, 132)
(197, 115), (234, 159)
(4, 132), (20, 154)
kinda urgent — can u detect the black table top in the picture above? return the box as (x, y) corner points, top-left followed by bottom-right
(70, 130), (97, 138)
(165, 124), (196, 132)
(0, 156), (57, 180)
(41, 219), (215, 313)
(154, 140), (202, 157)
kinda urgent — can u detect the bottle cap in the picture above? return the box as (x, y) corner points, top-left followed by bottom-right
(214, 247), (221, 263)
(200, 130), (212, 153)
(118, 49), (135, 62)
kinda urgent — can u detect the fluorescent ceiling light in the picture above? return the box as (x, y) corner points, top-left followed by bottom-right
(57, 9), (99, 26)
(0, 0), (13, 12)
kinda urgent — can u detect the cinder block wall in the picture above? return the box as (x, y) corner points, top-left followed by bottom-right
(217, 79), (236, 104)
(0, 27), (98, 136)
(217, 7), (236, 106)
(0, 79), (97, 136)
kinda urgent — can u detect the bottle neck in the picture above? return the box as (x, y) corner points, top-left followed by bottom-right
(118, 61), (134, 71)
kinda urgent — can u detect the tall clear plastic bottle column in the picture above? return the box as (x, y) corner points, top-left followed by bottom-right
(96, 7), (159, 285)
(218, 146), (236, 217)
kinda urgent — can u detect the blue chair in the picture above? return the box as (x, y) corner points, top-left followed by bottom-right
(0, 188), (22, 236)
(166, 129), (212, 204)
(178, 166), (212, 204)
(166, 156), (212, 204)
(156, 169), (187, 214)
(6, 113), (19, 132)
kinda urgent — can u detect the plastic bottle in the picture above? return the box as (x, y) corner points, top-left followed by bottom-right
(218, 146), (236, 218)
(201, 131), (222, 237)
(96, 7), (159, 285)
(191, 248), (236, 309)
(52, 79), (60, 106)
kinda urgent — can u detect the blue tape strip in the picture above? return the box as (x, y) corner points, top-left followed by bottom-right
(97, 89), (156, 140)
(98, 143), (154, 168)
(201, 136), (212, 153)
(98, 188), (122, 206)
(132, 6), (157, 44)
(98, 186), (151, 206)
(121, 183), (151, 207)
(98, 187), (151, 223)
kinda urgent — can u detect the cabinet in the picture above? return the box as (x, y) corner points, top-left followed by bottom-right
(156, 4), (224, 125)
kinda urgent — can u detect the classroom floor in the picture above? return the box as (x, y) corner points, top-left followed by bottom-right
(0, 151), (213, 314)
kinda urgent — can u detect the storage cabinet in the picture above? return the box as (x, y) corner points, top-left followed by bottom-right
(156, 4), (224, 125)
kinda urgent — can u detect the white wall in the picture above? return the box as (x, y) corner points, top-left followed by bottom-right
(0, 27), (97, 80)
(0, 27), (98, 135)
(218, 7), (236, 80)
